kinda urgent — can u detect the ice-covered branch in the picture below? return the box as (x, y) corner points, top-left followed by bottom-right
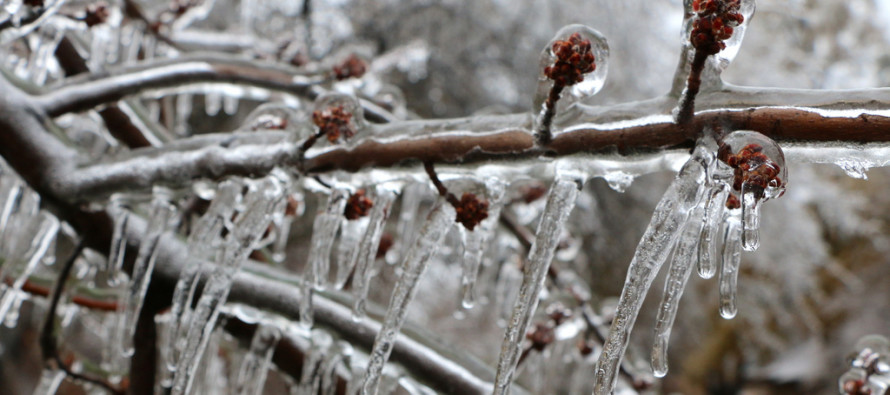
(34, 54), (326, 117)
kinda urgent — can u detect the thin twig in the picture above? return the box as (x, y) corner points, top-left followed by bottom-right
(676, 50), (709, 126)
(39, 242), (125, 395)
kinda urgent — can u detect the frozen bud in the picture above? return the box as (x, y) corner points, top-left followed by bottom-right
(344, 189), (373, 220)
(332, 54), (368, 81)
(534, 25), (609, 121)
(312, 93), (365, 143)
(684, 0), (755, 68)
(718, 130), (786, 251)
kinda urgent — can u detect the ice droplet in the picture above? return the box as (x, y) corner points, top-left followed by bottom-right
(651, 202), (706, 378)
(360, 200), (456, 395)
(718, 212), (743, 319)
(493, 177), (579, 395)
(593, 147), (708, 395)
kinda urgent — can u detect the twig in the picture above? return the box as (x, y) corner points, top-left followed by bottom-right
(38, 241), (125, 395)
(676, 50), (708, 126)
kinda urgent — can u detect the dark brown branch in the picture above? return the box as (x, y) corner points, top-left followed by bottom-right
(675, 50), (708, 126)
(54, 37), (156, 148)
(39, 242), (125, 395)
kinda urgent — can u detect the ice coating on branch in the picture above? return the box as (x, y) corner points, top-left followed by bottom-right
(166, 180), (242, 376)
(348, 186), (397, 317)
(115, 189), (176, 358)
(171, 177), (285, 395)
(460, 178), (506, 309)
(718, 211), (742, 319)
(651, 202), (706, 377)
(493, 177), (579, 395)
(717, 130), (786, 252)
(683, 0), (756, 69)
(234, 324), (281, 395)
(300, 186), (349, 329)
(593, 146), (709, 395)
(360, 200), (456, 395)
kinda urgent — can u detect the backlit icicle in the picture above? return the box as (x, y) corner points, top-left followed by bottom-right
(335, 215), (369, 286)
(106, 196), (130, 273)
(492, 177), (579, 395)
(297, 329), (334, 394)
(719, 211), (743, 319)
(389, 182), (426, 265)
(650, 203), (706, 378)
(300, 187), (349, 329)
(234, 324), (281, 395)
(0, 184), (37, 279)
(593, 150), (708, 395)
(171, 177), (285, 395)
(31, 368), (65, 395)
(697, 184), (727, 279)
(165, 180), (242, 377)
(459, 179), (506, 310)
(360, 200), (456, 395)
(741, 186), (761, 251)
(349, 187), (397, 319)
(116, 189), (176, 358)
(0, 212), (58, 321)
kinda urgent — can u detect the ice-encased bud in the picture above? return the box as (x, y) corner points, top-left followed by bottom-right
(682, 0), (755, 69)
(718, 130), (786, 251)
(242, 103), (308, 136)
(312, 93), (365, 144)
(533, 24), (609, 119)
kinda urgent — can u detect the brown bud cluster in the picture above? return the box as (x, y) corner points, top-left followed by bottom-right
(690, 0), (744, 55)
(332, 54), (368, 81)
(719, 143), (783, 200)
(454, 192), (489, 231)
(543, 33), (596, 87)
(83, 2), (110, 27)
(526, 323), (555, 352)
(312, 105), (356, 143)
(344, 189), (373, 220)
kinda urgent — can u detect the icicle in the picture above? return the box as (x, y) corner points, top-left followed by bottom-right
(718, 212), (743, 319)
(205, 92), (222, 116)
(165, 180), (242, 377)
(459, 179), (506, 310)
(319, 341), (351, 395)
(0, 212), (58, 321)
(175, 94), (193, 136)
(389, 183), (426, 265)
(492, 177), (579, 395)
(234, 324), (281, 395)
(223, 95), (239, 115)
(297, 329), (334, 394)
(741, 186), (761, 251)
(696, 184), (727, 279)
(651, 203), (706, 378)
(334, 215), (369, 286)
(107, 196), (130, 273)
(115, 189), (176, 358)
(300, 187), (349, 329)
(171, 177), (284, 395)
(349, 187), (397, 319)
(593, 149), (709, 395)
(31, 368), (65, 395)
(360, 200), (457, 395)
